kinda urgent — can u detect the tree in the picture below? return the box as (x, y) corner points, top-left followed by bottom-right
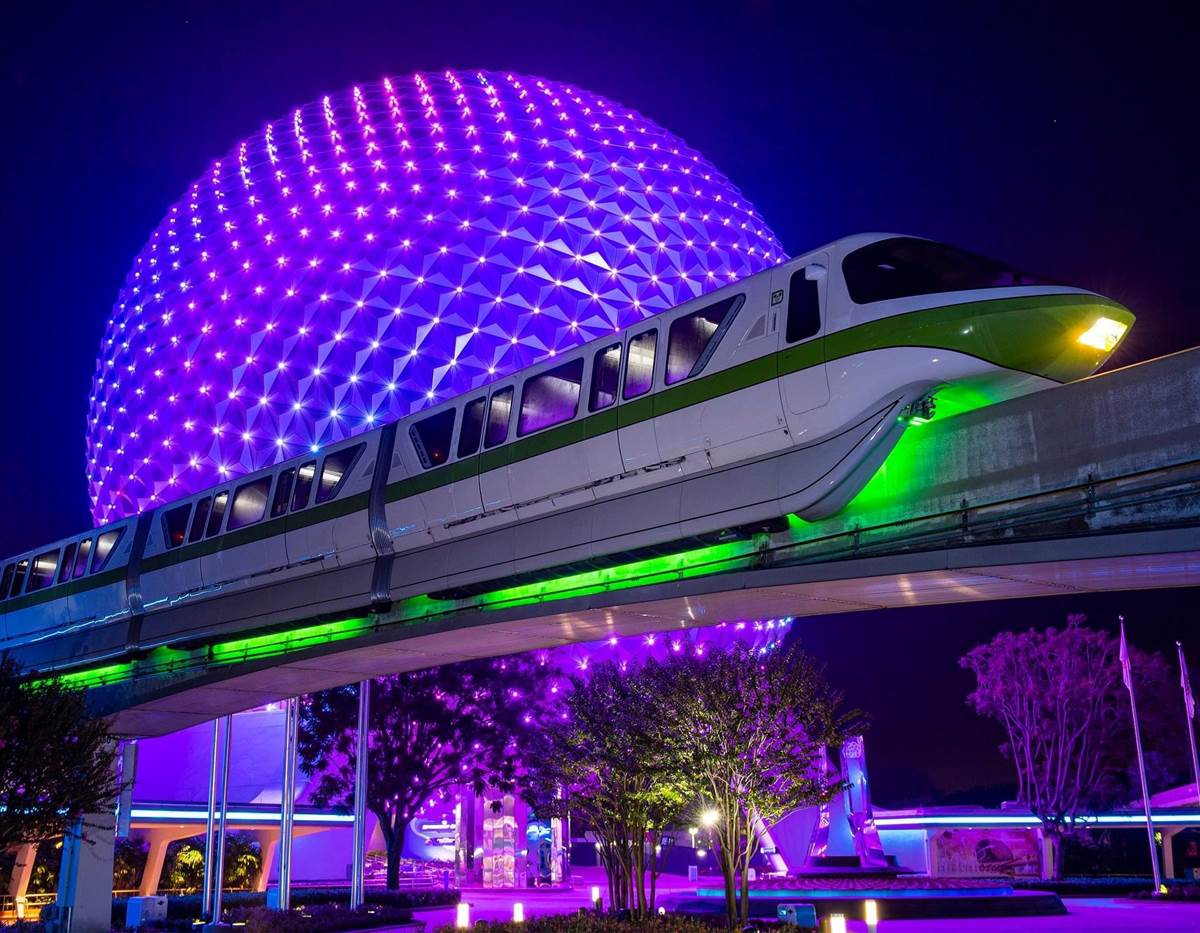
(298, 656), (554, 888)
(660, 643), (855, 926)
(523, 662), (689, 918)
(0, 654), (121, 852)
(960, 620), (1169, 878)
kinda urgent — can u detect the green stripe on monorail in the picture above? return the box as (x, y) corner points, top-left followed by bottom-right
(3, 293), (1129, 617)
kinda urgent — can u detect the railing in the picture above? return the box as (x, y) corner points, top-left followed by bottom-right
(0, 892), (57, 921)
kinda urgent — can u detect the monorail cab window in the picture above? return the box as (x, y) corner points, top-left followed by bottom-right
(59, 542), (77, 583)
(72, 538), (92, 578)
(841, 236), (1051, 304)
(8, 559), (28, 596)
(292, 461), (317, 511)
(205, 492), (229, 538)
(411, 411), (457, 469)
(92, 528), (124, 573)
(589, 344), (621, 412)
(484, 387), (514, 449)
(271, 468), (296, 518)
(457, 397), (486, 458)
(228, 476), (272, 530)
(623, 330), (657, 399)
(0, 563), (12, 599)
(666, 295), (743, 384)
(518, 358), (584, 436)
(316, 444), (364, 503)
(27, 549), (59, 592)
(786, 269), (822, 343)
(163, 503), (192, 548)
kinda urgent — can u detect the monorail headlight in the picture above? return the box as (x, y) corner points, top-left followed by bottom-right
(1077, 316), (1128, 352)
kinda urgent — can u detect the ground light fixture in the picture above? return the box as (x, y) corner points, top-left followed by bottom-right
(827, 914), (847, 933)
(591, 885), (602, 910)
(455, 902), (470, 929)
(864, 898), (879, 930)
(512, 902), (524, 923)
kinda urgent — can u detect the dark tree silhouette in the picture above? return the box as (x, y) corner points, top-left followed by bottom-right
(298, 656), (554, 889)
(0, 655), (121, 852)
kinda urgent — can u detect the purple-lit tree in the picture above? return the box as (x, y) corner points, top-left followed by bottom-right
(659, 643), (854, 926)
(960, 619), (1170, 879)
(298, 656), (554, 889)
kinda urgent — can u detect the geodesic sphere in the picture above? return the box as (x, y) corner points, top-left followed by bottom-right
(87, 69), (784, 524)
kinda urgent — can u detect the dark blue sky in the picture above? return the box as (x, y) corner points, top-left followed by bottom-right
(2, 1), (1196, 797)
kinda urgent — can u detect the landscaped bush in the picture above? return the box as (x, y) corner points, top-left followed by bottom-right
(435, 915), (724, 933)
(224, 903), (422, 933)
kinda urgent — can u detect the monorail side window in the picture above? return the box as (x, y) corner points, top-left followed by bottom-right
(163, 504), (192, 549)
(72, 538), (92, 578)
(589, 344), (621, 412)
(189, 498), (212, 543)
(292, 461), (317, 511)
(518, 358), (584, 436)
(786, 271), (821, 343)
(205, 492), (229, 538)
(410, 410), (457, 469)
(59, 543), (77, 583)
(0, 564), (12, 600)
(457, 397), (486, 458)
(623, 330), (657, 399)
(228, 477), (272, 530)
(316, 444), (365, 503)
(666, 295), (744, 384)
(271, 468), (295, 518)
(484, 387), (513, 449)
(10, 559), (28, 596)
(92, 528), (124, 573)
(841, 236), (1050, 304)
(27, 549), (59, 592)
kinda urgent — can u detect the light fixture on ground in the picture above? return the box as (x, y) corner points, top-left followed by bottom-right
(455, 902), (470, 929)
(512, 902), (524, 923)
(865, 898), (879, 930)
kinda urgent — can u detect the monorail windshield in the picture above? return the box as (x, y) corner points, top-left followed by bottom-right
(843, 236), (1054, 304)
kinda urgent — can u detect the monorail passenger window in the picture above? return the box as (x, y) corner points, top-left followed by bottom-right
(457, 398), (486, 458)
(623, 330), (657, 399)
(92, 528), (124, 573)
(27, 549), (59, 592)
(589, 344), (621, 412)
(9, 559), (28, 596)
(666, 295), (744, 384)
(72, 539), (92, 578)
(205, 492), (229, 538)
(271, 468), (295, 518)
(0, 564), (12, 600)
(316, 444), (365, 503)
(410, 411), (457, 469)
(292, 461), (317, 511)
(518, 358), (584, 436)
(59, 543), (77, 583)
(484, 387), (513, 449)
(228, 477), (272, 530)
(786, 271), (821, 343)
(163, 504), (192, 549)
(189, 498), (212, 543)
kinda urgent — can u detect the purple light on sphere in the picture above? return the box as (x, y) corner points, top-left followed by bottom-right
(87, 70), (784, 523)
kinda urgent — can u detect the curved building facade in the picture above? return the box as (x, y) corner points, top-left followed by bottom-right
(87, 70), (783, 524)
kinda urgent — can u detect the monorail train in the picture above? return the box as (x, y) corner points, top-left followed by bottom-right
(0, 234), (1134, 674)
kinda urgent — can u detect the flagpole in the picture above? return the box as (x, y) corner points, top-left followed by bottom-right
(1120, 618), (1162, 893)
(1178, 641), (1200, 807)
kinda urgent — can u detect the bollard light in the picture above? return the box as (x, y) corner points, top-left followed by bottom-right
(513, 902), (525, 923)
(591, 885), (602, 910)
(865, 898), (879, 926)
(828, 913), (847, 933)
(455, 901), (470, 929)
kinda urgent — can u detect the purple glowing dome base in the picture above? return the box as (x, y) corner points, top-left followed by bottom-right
(87, 70), (784, 524)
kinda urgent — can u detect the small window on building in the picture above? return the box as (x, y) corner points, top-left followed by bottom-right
(59, 543), (77, 584)
(92, 528), (125, 573)
(163, 504), (192, 549)
(72, 539), (92, 579)
(205, 492), (229, 538)
(292, 461), (317, 511)
(9, 559), (28, 596)
(228, 476), (273, 531)
(316, 444), (365, 504)
(623, 330), (657, 399)
(666, 295), (743, 384)
(457, 397), (486, 458)
(786, 270), (821, 343)
(519, 358), (584, 436)
(27, 549), (60, 592)
(0, 564), (12, 600)
(189, 498), (211, 543)
(589, 344), (621, 412)
(410, 410), (457, 469)
(271, 468), (295, 518)
(484, 387), (513, 448)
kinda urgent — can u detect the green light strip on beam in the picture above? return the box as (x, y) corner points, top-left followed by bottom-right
(208, 615), (373, 665)
(51, 661), (135, 690)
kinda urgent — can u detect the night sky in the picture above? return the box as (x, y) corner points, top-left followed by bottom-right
(2, 2), (1197, 800)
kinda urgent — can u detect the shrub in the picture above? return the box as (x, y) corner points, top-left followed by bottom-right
(435, 915), (723, 933)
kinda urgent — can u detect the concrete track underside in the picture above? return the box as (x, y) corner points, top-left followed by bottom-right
(90, 348), (1200, 735)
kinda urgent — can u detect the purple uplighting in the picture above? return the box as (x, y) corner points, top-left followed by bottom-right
(86, 69), (784, 524)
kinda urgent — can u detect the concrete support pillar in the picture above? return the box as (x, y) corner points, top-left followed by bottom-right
(138, 830), (187, 896)
(251, 829), (281, 893)
(7, 844), (38, 898)
(1162, 827), (1179, 880)
(56, 811), (116, 933)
